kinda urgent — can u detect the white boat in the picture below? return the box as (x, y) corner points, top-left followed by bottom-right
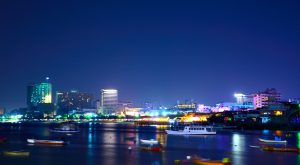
(27, 139), (66, 145)
(258, 138), (287, 144)
(140, 139), (158, 145)
(166, 125), (216, 135)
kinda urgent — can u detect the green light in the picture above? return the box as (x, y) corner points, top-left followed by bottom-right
(297, 132), (300, 149)
(72, 114), (79, 119)
(84, 112), (97, 119)
(62, 114), (68, 119)
(298, 104), (300, 109)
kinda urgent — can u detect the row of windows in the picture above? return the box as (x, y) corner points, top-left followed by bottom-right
(189, 128), (205, 130)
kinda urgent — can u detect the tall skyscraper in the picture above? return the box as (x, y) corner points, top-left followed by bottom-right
(26, 78), (54, 116)
(27, 82), (52, 106)
(56, 90), (94, 115)
(101, 89), (118, 114)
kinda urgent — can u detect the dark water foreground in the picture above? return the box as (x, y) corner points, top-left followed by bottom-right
(0, 123), (300, 165)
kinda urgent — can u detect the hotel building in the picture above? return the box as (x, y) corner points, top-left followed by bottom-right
(100, 89), (118, 114)
(253, 88), (281, 109)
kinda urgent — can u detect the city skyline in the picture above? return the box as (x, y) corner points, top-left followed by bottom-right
(2, 77), (296, 111)
(1, 1), (300, 165)
(1, 0), (300, 110)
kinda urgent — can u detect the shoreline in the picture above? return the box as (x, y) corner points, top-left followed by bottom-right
(1, 121), (300, 131)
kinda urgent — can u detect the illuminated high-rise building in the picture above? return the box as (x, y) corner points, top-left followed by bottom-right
(101, 89), (118, 114)
(26, 78), (54, 116)
(253, 88), (280, 109)
(234, 93), (254, 107)
(56, 90), (94, 115)
(234, 93), (247, 104)
(27, 82), (52, 106)
(174, 100), (197, 112)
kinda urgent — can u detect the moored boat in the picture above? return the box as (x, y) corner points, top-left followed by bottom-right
(192, 156), (231, 165)
(50, 124), (80, 133)
(140, 146), (162, 152)
(27, 139), (66, 145)
(3, 150), (30, 157)
(140, 139), (158, 145)
(258, 138), (287, 144)
(166, 125), (216, 135)
(262, 146), (299, 153)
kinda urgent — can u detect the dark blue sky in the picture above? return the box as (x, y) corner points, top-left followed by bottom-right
(1, 0), (300, 110)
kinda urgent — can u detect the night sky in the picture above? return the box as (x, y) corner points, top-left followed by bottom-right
(1, 0), (300, 110)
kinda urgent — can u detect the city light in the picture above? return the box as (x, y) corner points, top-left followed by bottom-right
(234, 93), (245, 98)
(11, 115), (23, 119)
(84, 112), (97, 119)
(274, 111), (283, 116)
(298, 133), (300, 149)
(102, 89), (118, 94)
(0, 1), (299, 164)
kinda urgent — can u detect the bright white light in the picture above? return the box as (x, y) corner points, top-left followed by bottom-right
(169, 119), (175, 123)
(102, 89), (117, 94)
(44, 94), (52, 103)
(234, 93), (245, 98)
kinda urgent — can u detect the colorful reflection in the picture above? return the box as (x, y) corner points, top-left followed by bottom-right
(101, 128), (117, 165)
(123, 132), (136, 145)
(262, 129), (270, 135)
(274, 130), (283, 137)
(88, 126), (93, 149)
(156, 133), (166, 146)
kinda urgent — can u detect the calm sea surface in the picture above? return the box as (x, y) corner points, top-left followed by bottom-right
(0, 123), (299, 165)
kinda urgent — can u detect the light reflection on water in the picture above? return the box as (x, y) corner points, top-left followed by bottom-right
(87, 131), (93, 165)
(0, 124), (299, 165)
(156, 133), (166, 146)
(88, 124), (93, 150)
(231, 133), (245, 165)
(101, 125), (117, 165)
